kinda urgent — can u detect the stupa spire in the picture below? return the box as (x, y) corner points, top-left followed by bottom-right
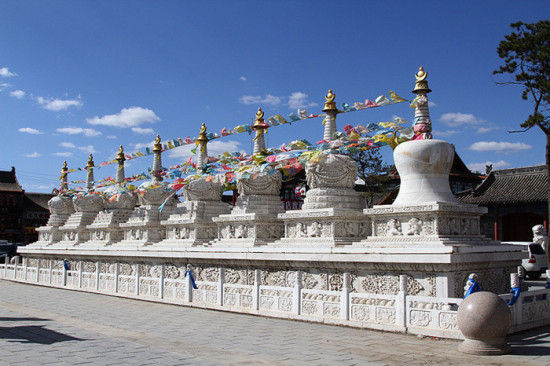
(86, 153), (95, 190)
(60, 161), (69, 191)
(115, 145), (126, 184)
(152, 134), (163, 182)
(322, 89), (338, 141)
(412, 67), (432, 139)
(196, 123), (209, 167)
(252, 107), (268, 154)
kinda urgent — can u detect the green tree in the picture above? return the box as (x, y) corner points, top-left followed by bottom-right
(493, 20), (550, 225)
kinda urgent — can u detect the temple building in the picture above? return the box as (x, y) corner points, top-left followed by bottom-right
(457, 165), (548, 241)
(0, 167), (53, 243)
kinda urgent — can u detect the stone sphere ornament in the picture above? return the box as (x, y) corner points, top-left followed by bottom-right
(457, 291), (511, 355)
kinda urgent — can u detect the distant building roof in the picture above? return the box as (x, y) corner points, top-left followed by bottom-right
(457, 165), (548, 206)
(0, 167), (23, 193)
(25, 192), (54, 210)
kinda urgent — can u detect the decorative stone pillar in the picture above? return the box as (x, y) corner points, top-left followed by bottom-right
(276, 151), (369, 246)
(196, 123), (209, 168)
(56, 155), (104, 247)
(118, 136), (177, 247)
(322, 90), (338, 142)
(32, 161), (75, 247)
(83, 146), (137, 247)
(252, 108), (268, 154)
(156, 175), (230, 248)
(212, 165), (284, 246)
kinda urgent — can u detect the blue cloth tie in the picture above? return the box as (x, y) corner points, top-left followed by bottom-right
(508, 287), (521, 306)
(463, 279), (481, 299)
(184, 270), (198, 289)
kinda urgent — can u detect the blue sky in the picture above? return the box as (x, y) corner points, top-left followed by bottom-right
(1, 1), (548, 192)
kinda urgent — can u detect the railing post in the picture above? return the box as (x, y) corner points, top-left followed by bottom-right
(3, 256), (8, 278)
(95, 261), (100, 291)
(62, 262), (67, 287)
(135, 264), (140, 296)
(510, 273), (522, 327)
(341, 272), (350, 320)
(13, 256), (19, 280)
(24, 257), (28, 281)
(397, 275), (408, 329)
(293, 270), (302, 315)
(254, 269), (260, 311)
(36, 259), (40, 282)
(78, 261), (83, 288)
(218, 267), (224, 306)
(49, 259), (53, 285)
(185, 265), (193, 303)
(114, 263), (119, 293)
(159, 264), (164, 299)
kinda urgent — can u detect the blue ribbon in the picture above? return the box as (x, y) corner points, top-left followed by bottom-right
(184, 269), (198, 289)
(508, 287), (521, 306)
(63, 260), (69, 271)
(546, 281), (550, 289)
(463, 279), (481, 299)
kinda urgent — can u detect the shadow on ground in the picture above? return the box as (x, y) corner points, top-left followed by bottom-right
(510, 326), (550, 356)
(0, 317), (49, 322)
(0, 325), (86, 345)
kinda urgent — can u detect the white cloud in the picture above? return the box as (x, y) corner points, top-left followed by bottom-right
(0, 67), (16, 77)
(476, 126), (499, 134)
(239, 94), (281, 106)
(287, 92), (318, 110)
(18, 127), (43, 135)
(56, 127), (101, 137)
(59, 142), (76, 148)
(24, 152), (41, 158)
(440, 112), (485, 126)
(432, 130), (461, 137)
(469, 141), (532, 153)
(106, 135), (117, 139)
(87, 106), (160, 128)
(36, 96), (83, 111)
(133, 141), (154, 150)
(53, 152), (73, 157)
(0, 82), (12, 89)
(240, 76), (247, 81)
(78, 145), (96, 154)
(468, 160), (510, 173)
(428, 101), (436, 108)
(132, 127), (155, 134)
(168, 140), (243, 161)
(10, 90), (25, 99)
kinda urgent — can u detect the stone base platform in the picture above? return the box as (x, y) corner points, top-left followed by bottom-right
(211, 213), (284, 247)
(276, 208), (369, 246)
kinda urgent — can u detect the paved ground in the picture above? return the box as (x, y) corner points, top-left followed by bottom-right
(0, 281), (549, 366)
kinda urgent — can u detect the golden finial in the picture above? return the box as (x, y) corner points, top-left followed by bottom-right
(197, 123), (208, 142)
(62, 161), (68, 171)
(86, 153), (94, 168)
(153, 134), (162, 152)
(116, 145), (125, 162)
(253, 107), (265, 128)
(323, 89), (337, 112)
(413, 66), (431, 94)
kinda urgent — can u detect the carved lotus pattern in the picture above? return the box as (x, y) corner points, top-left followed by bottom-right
(73, 193), (104, 213)
(305, 152), (357, 189)
(182, 177), (224, 201)
(102, 186), (137, 210)
(236, 166), (282, 195)
(47, 195), (75, 216)
(138, 181), (178, 206)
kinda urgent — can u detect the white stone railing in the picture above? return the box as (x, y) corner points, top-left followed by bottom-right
(1, 259), (549, 340)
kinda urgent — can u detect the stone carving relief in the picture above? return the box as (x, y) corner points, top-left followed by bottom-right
(387, 219), (402, 236)
(198, 267), (219, 282)
(409, 310), (432, 327)
(182, 177), (224, 201)
(305, 152), (357, 189)
(350, 305), (370, 322)
(406, 218), (422, 235)
(357, 274), (427, 296)
(301, 300), (318, 315)
(375, 308), (396, 324)
(236, 166), (282, 196)
(439, 312), (459, 330)
(328, 274), (343, 291)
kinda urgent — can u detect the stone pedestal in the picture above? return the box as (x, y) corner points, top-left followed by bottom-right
(81, 188), (137, 248)
(31, 194), (75, 247)
(115, 181), (176, 248)
(354, 139), (525, 296)
(54, 193), (103, 247)
(212, 167), (284, 246)
(277, 152), (368, 247)
(155, 178), (230, 248)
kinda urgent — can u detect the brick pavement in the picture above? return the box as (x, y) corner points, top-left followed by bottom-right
(0, 280), (549, 365)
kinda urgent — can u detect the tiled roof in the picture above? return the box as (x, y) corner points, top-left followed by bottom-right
(25, 192), (54, 210)
(457, 165), (548, 206)
(0, 168), (23, 192)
